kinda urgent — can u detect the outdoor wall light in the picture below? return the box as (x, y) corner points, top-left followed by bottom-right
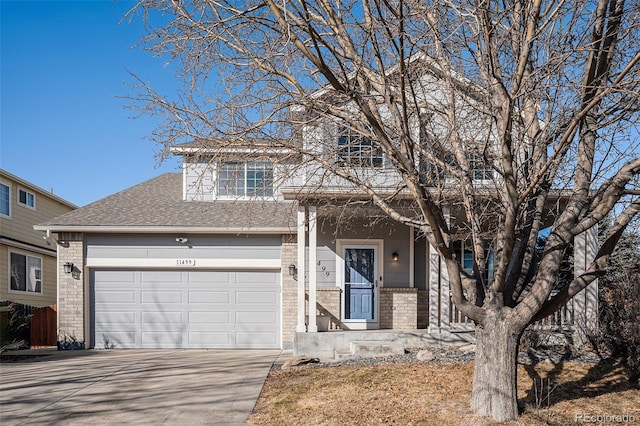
(63, 262), (74, 274)
(392, 252), (399, 262)
(288, 264), (297, 276)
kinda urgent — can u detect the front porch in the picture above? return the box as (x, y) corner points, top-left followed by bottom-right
(289, 205), (599, 359)
(295, 329), (475, 361)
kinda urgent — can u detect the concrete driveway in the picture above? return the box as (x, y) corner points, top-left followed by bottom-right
(0, 349), (281, 425)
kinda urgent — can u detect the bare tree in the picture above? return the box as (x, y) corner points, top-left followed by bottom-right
(126, 0), (640, 421)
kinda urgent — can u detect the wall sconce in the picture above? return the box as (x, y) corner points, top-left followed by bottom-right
(63, 262), (74, 274)
(288, 264), (297, 276)
(392, 252), (399, 262)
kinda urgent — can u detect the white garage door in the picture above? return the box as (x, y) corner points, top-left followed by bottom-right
(92, 270), (280, 349)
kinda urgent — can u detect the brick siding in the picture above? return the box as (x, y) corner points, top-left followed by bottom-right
(56, 232), (85, 345)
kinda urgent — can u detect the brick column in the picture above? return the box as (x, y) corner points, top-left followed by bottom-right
(57, 232), (85, 347)
(379, 288), (418, 329)
(281, 235), (298, 348)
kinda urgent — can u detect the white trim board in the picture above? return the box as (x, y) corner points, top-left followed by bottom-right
(85, 258), (281, 270)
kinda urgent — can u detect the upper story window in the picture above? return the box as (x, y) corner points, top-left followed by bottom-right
(469, 152), (494, 181)
(18, 188), (35, 209)
(0, 183), (9, 217)
(10, 252), (43, 294)
(217, 161), (274, 197)
(338, 126), (383, 168)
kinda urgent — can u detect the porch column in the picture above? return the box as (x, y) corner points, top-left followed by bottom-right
(439, 255), (451, 331)
(308, 206), (318, 332)
(296, 206), (307, 333)
(409, 227), (415, 288)
(573, 225), (599, 345)
(439, 207), (451, 332)
(428, 244), (441, 333)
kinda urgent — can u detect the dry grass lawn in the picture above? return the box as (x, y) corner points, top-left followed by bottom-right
(249, 361), (639, 425)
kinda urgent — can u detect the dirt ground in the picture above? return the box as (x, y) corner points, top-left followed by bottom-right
(248, 361), (639, 425)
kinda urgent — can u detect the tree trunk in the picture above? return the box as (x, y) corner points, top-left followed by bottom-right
(471, 318), (521, 421)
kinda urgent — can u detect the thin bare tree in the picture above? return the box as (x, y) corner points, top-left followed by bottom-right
(126, 0), (640, 420)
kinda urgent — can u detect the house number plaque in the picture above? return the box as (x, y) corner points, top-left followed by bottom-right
(176, 259), (196, 267)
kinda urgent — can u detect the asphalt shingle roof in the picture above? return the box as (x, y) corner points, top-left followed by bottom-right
(37, 173), (297, 232)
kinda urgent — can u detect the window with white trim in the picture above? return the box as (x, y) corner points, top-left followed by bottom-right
(469, 152), (493, 181)
(18, 188), (35, 208)
(337, 126), (383, 168)
(0, 183), (9, 217)
(452, 240), (494, 283)
(9, 252), (43, 294)
(217, 162), (274, 197)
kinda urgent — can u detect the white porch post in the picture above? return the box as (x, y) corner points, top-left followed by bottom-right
(308, 206), (318, 332)
(428, 244), (441, 333)
(439, 255), (451, 331)
(439, 207), (451, 331)
(296, 206), (307, 333)
(573, 225), (599, 345)
(409, 227), (415, 288)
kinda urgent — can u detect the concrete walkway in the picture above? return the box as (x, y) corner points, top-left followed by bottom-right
(0, 349), (282, 425)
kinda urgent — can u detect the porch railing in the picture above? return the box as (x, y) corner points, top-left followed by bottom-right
(448, 295), (575, 332)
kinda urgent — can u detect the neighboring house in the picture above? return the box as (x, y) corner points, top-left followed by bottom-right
(35, 71), (598, 356)
(1, 169), (77, 307)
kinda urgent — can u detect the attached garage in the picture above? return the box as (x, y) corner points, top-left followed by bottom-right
(92, 269), (281, 349)
(34, 174), (297, 350)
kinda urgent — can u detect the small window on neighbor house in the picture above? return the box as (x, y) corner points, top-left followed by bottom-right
(0, 183), (9, 216)
(337, 126), (383, 168)
(18, 189), (35, 208)
(9, 252), (43, 294)
(217, 162), (274, 197)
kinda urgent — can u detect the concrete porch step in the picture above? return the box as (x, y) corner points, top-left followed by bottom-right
(349, 340), (405, 357)
(334, 349), (355, 361)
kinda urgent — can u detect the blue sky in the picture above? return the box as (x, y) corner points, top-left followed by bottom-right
(1, 0), (181, 207)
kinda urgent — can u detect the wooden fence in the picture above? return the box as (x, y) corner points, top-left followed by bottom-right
(1, 302), (57, 348)
(30, 304), (57, 348)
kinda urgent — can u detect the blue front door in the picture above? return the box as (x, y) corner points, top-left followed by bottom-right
(344, 247), (376, 320)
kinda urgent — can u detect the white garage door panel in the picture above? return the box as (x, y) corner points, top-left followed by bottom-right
(141, 311), (183, 324)
(189, 291), (229, 303)
(237, 291), (278, 304)
(141, 291), (183, 304)
(236, 311), (278, 324)
(143, 270), (182, 282)
(189, 271), (231, 283)
(97, 291), (136, 304)
(236, 331), (277, 345)
(189, 311), (229, 323)
(102, 331), (137, 347)
(93, 269), (280, 349)
(97, 311), (136, 324)
(188, 331), (229, 345)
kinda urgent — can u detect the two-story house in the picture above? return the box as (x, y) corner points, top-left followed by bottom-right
(1, 169), (77, 307)
(35, 66), (599, 357)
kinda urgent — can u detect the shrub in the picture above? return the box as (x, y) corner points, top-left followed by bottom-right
(598, 225), (640, 387)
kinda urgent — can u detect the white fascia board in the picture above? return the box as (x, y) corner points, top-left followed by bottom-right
(33, 225), (294, 234)
(86, 257), (281, 270)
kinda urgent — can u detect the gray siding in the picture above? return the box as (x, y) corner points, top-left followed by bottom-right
(313, 217), (412, 288)
(86, 234), (281, 261)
